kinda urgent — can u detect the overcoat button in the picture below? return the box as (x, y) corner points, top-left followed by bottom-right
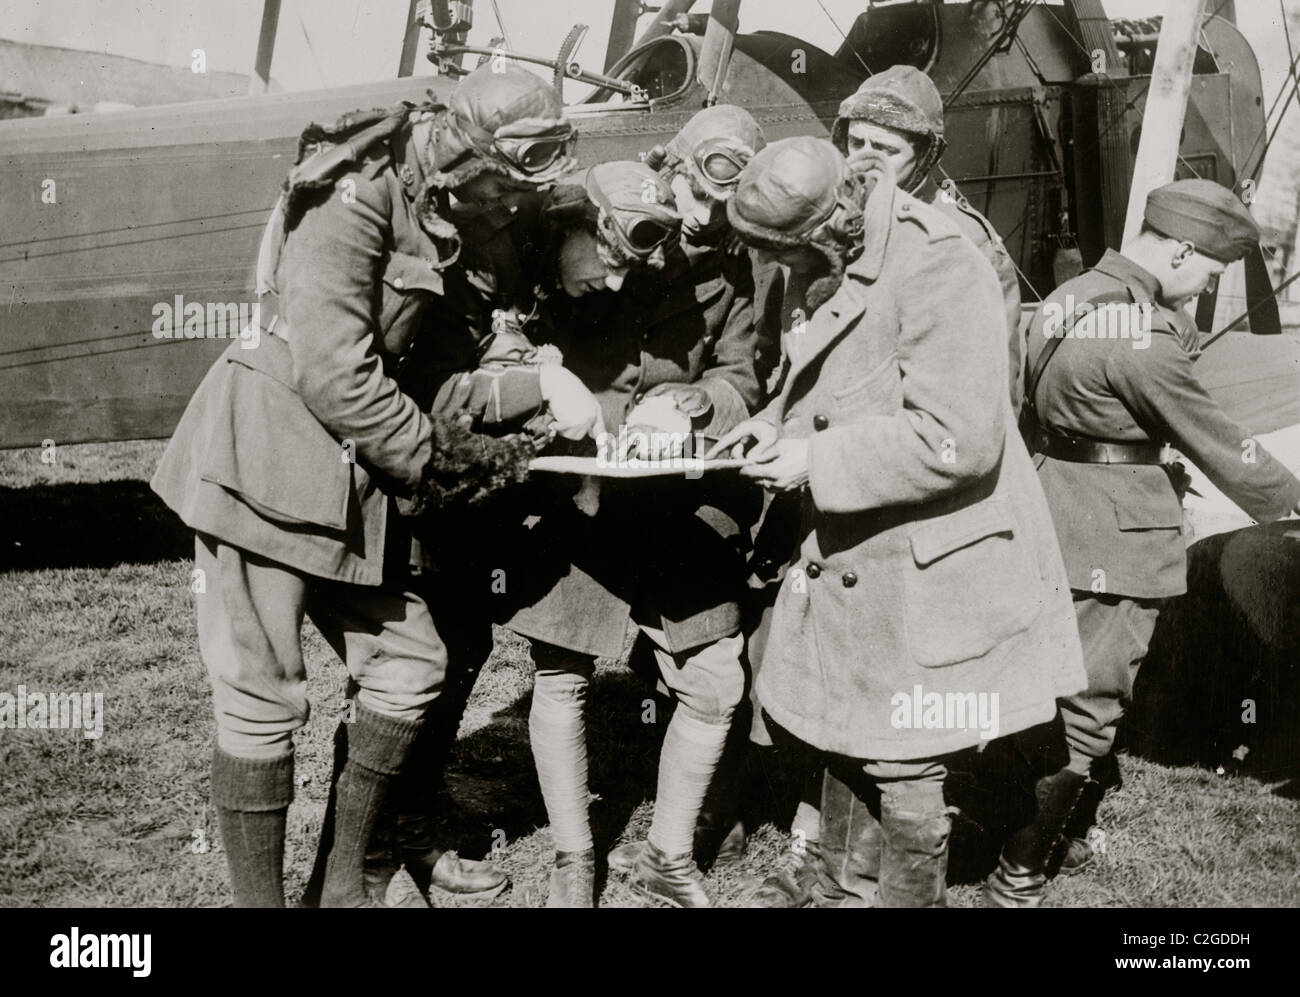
(813, 414), (829, 431)
(393, 277), (405, 289)
(806, 562), (822, 579)
(842, 571), (858, 587)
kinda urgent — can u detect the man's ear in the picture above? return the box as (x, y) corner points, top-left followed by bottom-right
(1171, 240), (1197, 268)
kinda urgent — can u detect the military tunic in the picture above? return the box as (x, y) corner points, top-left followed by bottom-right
(1024, 248), (1300, 768)
(1026, 249), (1300, 599)
(151, 119), (455, 755)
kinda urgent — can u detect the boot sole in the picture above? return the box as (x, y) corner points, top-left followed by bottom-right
(629, 878), (716, 908)
(980, 885), (1045, 909)
(1056, 855), (1095, 877)
(427, 878), (511, 901)
(629, 881), (687, 908)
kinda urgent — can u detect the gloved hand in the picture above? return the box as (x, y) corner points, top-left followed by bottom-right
(644, 382), (713, 421)
(621, 395), (693, 460)
(539, 364), (604, 441)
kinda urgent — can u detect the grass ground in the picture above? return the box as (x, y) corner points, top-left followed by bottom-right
(1, 441), (1297, 908)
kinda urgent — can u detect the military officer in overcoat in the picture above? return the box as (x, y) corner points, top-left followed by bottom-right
(741, 69), (1031, 908)
(151, 64), (576, 908)
(985, 179), (1300, 906)
(712, 137), (1085, 907)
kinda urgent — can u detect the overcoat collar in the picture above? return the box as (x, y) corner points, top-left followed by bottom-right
(846, 158), (899, 284)
(780, 160), (898, 393)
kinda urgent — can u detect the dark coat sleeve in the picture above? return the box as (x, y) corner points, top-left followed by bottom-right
(278, 171), (433, 493)
(1105, 330), (1300, 522)
(696, 250), (762, 436)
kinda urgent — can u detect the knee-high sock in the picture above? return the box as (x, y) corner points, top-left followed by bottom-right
(648, 708), (730, 856)
(320, 706), (421, 908)
(529, 669), (593, 853)
(211, 747), (294, 909)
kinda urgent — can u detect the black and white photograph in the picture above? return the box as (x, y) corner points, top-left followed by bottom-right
(0, 0), (1297, 934)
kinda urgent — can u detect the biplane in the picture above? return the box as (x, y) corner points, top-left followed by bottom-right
(1, 0), (1295, 450)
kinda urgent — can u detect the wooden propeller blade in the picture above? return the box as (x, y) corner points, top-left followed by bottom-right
(1244, 242), (1282, 335)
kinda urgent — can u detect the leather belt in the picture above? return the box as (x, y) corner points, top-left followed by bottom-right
(1031, 425), (1171, 465)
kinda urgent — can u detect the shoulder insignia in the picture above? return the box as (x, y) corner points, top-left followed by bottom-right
(952, 197), (1000, 242)
(896, 195), (962, 243)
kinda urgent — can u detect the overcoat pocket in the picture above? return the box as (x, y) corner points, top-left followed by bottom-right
(904, 497), (1041, 668)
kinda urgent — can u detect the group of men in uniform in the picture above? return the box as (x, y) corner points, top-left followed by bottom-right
(151, 57), (1300, 908)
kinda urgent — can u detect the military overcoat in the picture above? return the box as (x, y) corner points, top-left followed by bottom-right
(754, 169), (1085, 760)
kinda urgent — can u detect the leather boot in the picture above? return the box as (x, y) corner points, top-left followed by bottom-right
(879, 804), (951, 908)
(546, 848), (596, 908)
(394, 812), (509, 898)
(608, 815), (746, 877)
(983, 767), (1086, 908)
(1056, 775), (1108, 875)
(363, 811), (426, 907)
(606, 839), (642, 875)
(812, 766), (883, 907)
(630, 839), (713, 907)
(320, 707), (421, 908)
(745, 840), (823, 908)
(211, 748), (294, 908)
(380, 671), (511, 900)
(692, 810), (747, 870)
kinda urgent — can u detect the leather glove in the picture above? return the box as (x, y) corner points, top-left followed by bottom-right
(621, 395), (692, 460)
(644, 382), (713, 421)
(539, 364), (604, 441)
(624, 395), (693, 435)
